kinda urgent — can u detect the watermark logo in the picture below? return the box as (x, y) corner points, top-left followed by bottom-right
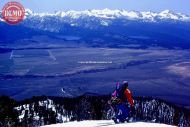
(2, 1), (25, 25)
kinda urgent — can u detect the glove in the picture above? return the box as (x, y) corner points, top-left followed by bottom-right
(110, 97), (121, 104)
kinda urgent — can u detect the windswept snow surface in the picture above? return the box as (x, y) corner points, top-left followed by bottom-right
(42, 120), (176, 127)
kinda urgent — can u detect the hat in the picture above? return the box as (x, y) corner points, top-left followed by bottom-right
(123, 81), (128, 87)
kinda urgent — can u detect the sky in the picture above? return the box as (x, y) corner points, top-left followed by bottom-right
(0, 0), (190, 15)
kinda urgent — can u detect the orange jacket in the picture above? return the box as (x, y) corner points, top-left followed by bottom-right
(124, 88), (134, 106)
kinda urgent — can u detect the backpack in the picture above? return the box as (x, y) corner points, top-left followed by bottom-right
(112, 82), (127, 101)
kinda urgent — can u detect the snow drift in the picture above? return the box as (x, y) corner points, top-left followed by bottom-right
(41, 120), (176, 127)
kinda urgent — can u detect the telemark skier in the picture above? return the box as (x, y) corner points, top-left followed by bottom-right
(109, 81), (134, 123)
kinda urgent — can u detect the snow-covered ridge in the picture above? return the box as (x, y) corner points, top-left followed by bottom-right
(25, 8), (190, 21)
(1, 9), (190, 23)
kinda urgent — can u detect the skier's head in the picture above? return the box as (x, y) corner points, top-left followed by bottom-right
(123, 81), (128, 88)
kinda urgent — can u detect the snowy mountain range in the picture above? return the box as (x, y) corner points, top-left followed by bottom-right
(1, 9), (190, 23)
(24, 8), (190, 21)
(1, 9), (190, 49)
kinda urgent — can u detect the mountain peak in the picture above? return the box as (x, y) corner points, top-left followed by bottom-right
(161, 10), (171, 13)
(25, 8), (33, 18)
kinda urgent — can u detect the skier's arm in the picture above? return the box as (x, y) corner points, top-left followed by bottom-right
(124, 89), (134, 106)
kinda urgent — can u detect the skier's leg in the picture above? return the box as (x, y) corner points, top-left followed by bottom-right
(114, 103), (128, 123)
(114, 104), (123, 123)
(120, 103), (129, 122)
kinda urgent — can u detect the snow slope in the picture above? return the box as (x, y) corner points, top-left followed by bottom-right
(41, 120), (176, 127)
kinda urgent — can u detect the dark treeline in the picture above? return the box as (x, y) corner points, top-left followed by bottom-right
(0, 95), (190, 127)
